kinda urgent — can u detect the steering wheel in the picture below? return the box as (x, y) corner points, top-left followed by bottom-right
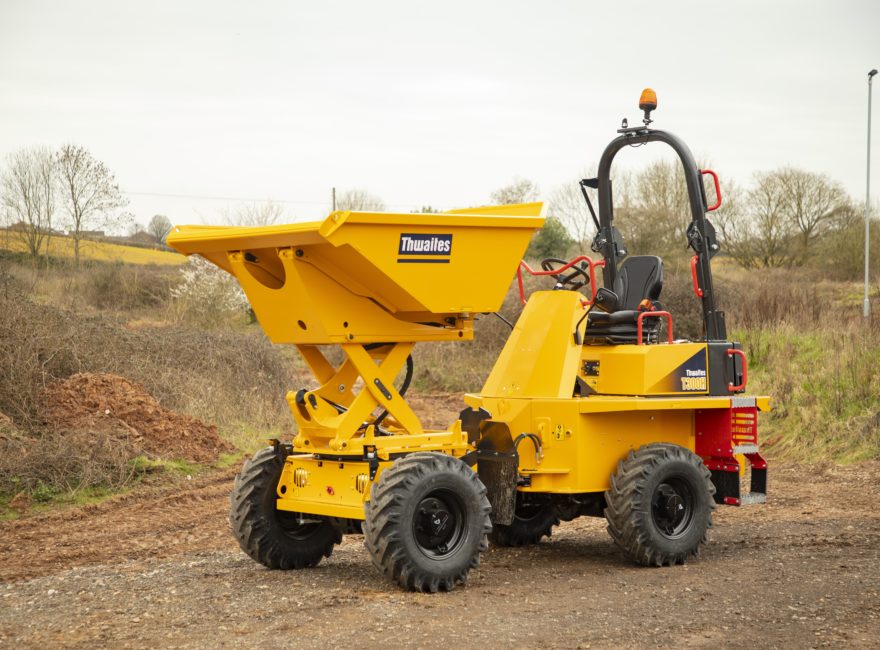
(540, 258), (591, 291)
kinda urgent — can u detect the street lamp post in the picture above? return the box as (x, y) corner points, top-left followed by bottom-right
(865, 69), (877, 319)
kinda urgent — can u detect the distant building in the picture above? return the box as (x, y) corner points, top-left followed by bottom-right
(5, 222), (67, 235)
(73, 230), (105, 238)
(128, 231), (158, 246)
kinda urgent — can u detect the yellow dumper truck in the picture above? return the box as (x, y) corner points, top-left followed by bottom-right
(167, 90), (768, 592)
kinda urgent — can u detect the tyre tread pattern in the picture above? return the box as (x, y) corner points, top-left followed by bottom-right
(604, 443), (715, 567)
(230, 447), (342, 570)
(364, 452), (492, 593)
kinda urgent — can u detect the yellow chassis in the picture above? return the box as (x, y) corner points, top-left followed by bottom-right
(275, 291), (769, 521)
(275, 392), (769, 520)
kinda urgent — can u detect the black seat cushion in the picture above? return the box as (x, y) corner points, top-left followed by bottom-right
(615, 255), (663, 310)
(587, 310), (641, 327)
(585, 256), (664, 345)
(585, 310), (662, 344)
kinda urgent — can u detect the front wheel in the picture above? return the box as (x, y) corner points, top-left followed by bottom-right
(364, 452), (491, 592)
(230, 447), (342, 569)
(604, 443), (715, 567)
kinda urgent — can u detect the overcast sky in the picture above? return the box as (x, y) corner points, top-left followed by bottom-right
(0, 0), (877, 228)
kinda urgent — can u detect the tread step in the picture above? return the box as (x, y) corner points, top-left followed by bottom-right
(732, 443), (760, 455)
(739, 492), (767, 505)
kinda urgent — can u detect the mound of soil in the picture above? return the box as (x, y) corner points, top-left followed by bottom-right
(43, 373), (233, 463)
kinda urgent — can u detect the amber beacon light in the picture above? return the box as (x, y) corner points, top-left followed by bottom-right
(639, 87), (657, 125)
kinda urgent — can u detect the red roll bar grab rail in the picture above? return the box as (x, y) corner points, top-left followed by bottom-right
(700, 169), (722, 212)
(690, 255), (704, 298)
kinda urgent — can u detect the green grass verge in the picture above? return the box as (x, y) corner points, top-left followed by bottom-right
(738, 323), (880, 463)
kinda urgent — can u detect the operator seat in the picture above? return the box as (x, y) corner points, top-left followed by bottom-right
(584, 255), (664, 344)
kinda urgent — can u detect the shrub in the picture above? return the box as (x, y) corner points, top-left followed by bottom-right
(0, 294), (298, 433)
(526, 217), (575, 259)
(0, 429), (142, 496)
(82, 263), (173, 311)
(170, 255), (249, 326)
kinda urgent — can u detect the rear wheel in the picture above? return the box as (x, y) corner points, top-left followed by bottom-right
(364, 452), (491, 592)
(230, 447), (342, 569)
(490, 497), (560, 547)
(604, 443), (715, 567)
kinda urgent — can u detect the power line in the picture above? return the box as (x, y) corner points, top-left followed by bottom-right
(123, 190), (331, 205)
(122, 189), (431, 210)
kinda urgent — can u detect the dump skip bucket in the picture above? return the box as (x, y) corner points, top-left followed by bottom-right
(167, 204), (543, 344)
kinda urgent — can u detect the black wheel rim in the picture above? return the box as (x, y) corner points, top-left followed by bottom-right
(412, 489), (467, 559)
(651, 477), (695, 539)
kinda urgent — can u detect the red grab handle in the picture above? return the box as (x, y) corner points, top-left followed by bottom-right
(636, 310), (673, 345)
(727, 348), (747, 391)
(700, 169), (722, 212)
(690, 255), (703, 298)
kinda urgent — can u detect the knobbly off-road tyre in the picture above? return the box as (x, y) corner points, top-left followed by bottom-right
(364, 452), (492, 593)
(604, 443), (715, 567)
(490, 499), (560, 547)
(230, 447), (342, 570)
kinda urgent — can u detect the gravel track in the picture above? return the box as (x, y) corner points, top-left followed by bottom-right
(1, 461), (878, 649)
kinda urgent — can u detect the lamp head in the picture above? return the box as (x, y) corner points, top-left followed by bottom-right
(870, 69), (878, 79)
(639, 88), (657, 126)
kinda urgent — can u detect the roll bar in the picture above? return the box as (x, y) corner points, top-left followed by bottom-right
(592, 127), (727, 341)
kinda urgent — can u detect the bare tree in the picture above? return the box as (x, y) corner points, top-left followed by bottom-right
(147, 214), (173, 243)
(621, 160), (708, 261)
(777, 168), (849, 258)
(336, 189), (386, 212)
(711, 180), (763, 268)
(546, 168), (599, 248)
(114, 210), (136, 237)
(55, 144), (127, 266)
(1, 146), (56, 259)
(127, 220), (146, 237)
(223, 201), (286, 226)
(714, 168), (852, 269)
(490, 177), (539, 205)
(734, 171), (798, 268)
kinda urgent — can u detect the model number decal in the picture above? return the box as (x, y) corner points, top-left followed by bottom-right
(651, 349), (709, 394)
(681, 369), (707, 391)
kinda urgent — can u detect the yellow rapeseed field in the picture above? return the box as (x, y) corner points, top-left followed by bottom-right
(0, 232), (185, 266)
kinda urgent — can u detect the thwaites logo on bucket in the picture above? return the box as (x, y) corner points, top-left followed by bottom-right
(397, 233), (452, 263)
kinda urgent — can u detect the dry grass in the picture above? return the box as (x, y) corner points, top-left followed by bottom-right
(0, 286), (300, 503)
(2, 295), (299, 431)
(1, 247), (877, 509)
(0, 430), (140, 498)
(4, 255), (177, 315)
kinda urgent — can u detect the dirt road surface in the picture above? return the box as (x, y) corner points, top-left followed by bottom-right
(1, 459), (878, 649)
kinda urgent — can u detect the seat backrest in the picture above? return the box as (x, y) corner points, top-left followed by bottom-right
(613, 255), (663, 310)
